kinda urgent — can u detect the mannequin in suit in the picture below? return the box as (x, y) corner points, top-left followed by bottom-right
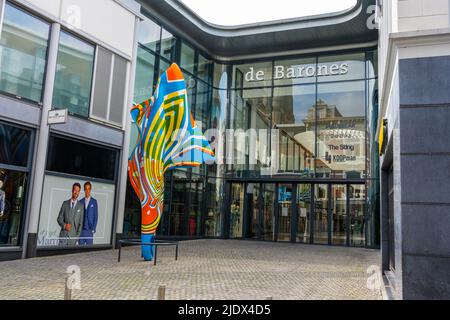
(79, 182), (98, 246)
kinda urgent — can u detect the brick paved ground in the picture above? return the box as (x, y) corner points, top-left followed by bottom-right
(0, 240), (381, 300)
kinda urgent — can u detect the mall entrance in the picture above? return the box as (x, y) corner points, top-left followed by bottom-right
(227, 182), (366, 247)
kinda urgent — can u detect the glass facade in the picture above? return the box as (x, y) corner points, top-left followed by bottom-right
(124, 10), (379, 248)
(0, 2), (50, 102)
(53, 31), (95, 117)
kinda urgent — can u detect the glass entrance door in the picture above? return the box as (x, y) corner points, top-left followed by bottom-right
(230, 183), (244, 238)
(297, 184), (312, 243)
(277, 184), (293, 242)
(314, 184), (329, 244)
(262, 184), (275, 241)
(331, 185), (347, 245)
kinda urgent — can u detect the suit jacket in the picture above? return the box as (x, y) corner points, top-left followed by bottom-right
(80, 197), (98, 231)
(57, 200), (84, 239)
(0, 190), (5, 213)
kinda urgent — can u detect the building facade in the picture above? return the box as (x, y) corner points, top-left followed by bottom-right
(122, 0), (381, 249)
(0, 0), (142, 260)
(0, 0), (381, 262)
(377, 0), (450, 299)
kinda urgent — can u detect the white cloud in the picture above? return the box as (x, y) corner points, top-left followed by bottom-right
(181, 0), (358, 26)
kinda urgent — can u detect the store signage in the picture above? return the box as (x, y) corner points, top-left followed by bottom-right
(48, 109), (68, 125)
(245, 63), (349, 82)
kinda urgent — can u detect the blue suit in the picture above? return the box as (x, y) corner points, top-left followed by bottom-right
(79, 197), (98, 245)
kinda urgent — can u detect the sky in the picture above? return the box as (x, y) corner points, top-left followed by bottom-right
(181, 0), (358, 26)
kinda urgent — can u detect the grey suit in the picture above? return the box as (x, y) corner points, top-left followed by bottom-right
(57, 200), (84, 246)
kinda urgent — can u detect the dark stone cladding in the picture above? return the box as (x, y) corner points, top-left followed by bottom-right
(398, 56), (450, 300)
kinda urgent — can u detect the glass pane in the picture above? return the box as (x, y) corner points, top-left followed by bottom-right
(233, 61), (273, 89)
(198, 53), (211, 84)
(262, 184), (275, 241)
(229, 88), (271, 176)
(332, 185), (347, 245)
(188, 175), (203, 236)
(213, 63), (228, 89)
(160, 28), (176, 61)
(53, 31), (95, 117)
(159, 58), (171, 77)
(273, 85), (316, 176)
(274, 57), (317, 86)
(0, 169), (27, 246)
(246, 183), (260, 239)
(169, 169), (188, 236)
(0, 122), (31, 167)
(180, 41), (195, 74)
(350, 184), (366, 246)
(137, 16), (161, 53)
(367, 50), (378, 79)
(316, 81), (366, 178)
(314, 184), (329, 244)
(124, 179), (141, 239)
(297, 184), (311, 243)
(230, 183), (244, 238)
(278, 184), (292, 242)
(318, 53), (366, 82)
(134, 47), (156, 103)
(204, 177), (224, 237)
(0, 3), (49, 102)
(46, 136), (117, 181)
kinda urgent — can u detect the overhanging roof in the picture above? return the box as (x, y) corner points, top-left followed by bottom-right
(138, 0), (378, 61)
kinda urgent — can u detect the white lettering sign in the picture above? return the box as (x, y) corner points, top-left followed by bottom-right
(247, 63), (350, 82)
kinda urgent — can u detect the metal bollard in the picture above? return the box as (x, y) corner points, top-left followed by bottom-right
(157, 285), (166, 300)
(265, 296), (273, 300)
(64, 276), (73, 300)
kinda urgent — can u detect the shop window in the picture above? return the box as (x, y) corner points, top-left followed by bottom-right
(0, 2), (50, 102)
(0, 123), (31, 167)
(46, 136), (117, 181)
(318, 53), (366, 83)
(198, 53), (212, 84)
(0, 169), (28, 246)
(53, 31), (95, 118)
(233, 61), (273, 89)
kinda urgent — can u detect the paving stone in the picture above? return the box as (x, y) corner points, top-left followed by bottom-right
(0, 240), (382, 300)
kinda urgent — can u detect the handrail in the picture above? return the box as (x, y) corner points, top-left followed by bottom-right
(118, 239), (179, 266)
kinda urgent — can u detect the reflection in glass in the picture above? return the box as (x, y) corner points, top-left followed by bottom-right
(316, 81), (366, 178)
(169, 170), (188, 236)
(229, 88), (271, 175)
(350, 184), (366, 246)
(297, 184), (311, 243)
(332, 185), (347, 245)
(204, 177), (224, 237)
(0, 3), (49, 102)
(273, 85), (316, 175)
(0, 169), (27, 246)
(278, 184), (292, 242)
(0, 123), (31, 167)
(314, 184), (329, 244)
(188, 175), (203, 236)
(53, 31), (95, 117)
(134, 46), (156, 103)
(137, 16), (161, 53)
(230, 183), (244, 238)
(262, 184), (275, 241)
(180, 41), (196, 74)
(198, 54), (211, 84)
(160, 28), (176, 61)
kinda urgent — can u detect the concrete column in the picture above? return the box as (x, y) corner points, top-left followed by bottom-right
(24, 23), (61, 258)
(114, 16), (140, 247)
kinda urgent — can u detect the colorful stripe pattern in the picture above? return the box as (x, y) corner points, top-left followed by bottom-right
(128, 63), (215, 261)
